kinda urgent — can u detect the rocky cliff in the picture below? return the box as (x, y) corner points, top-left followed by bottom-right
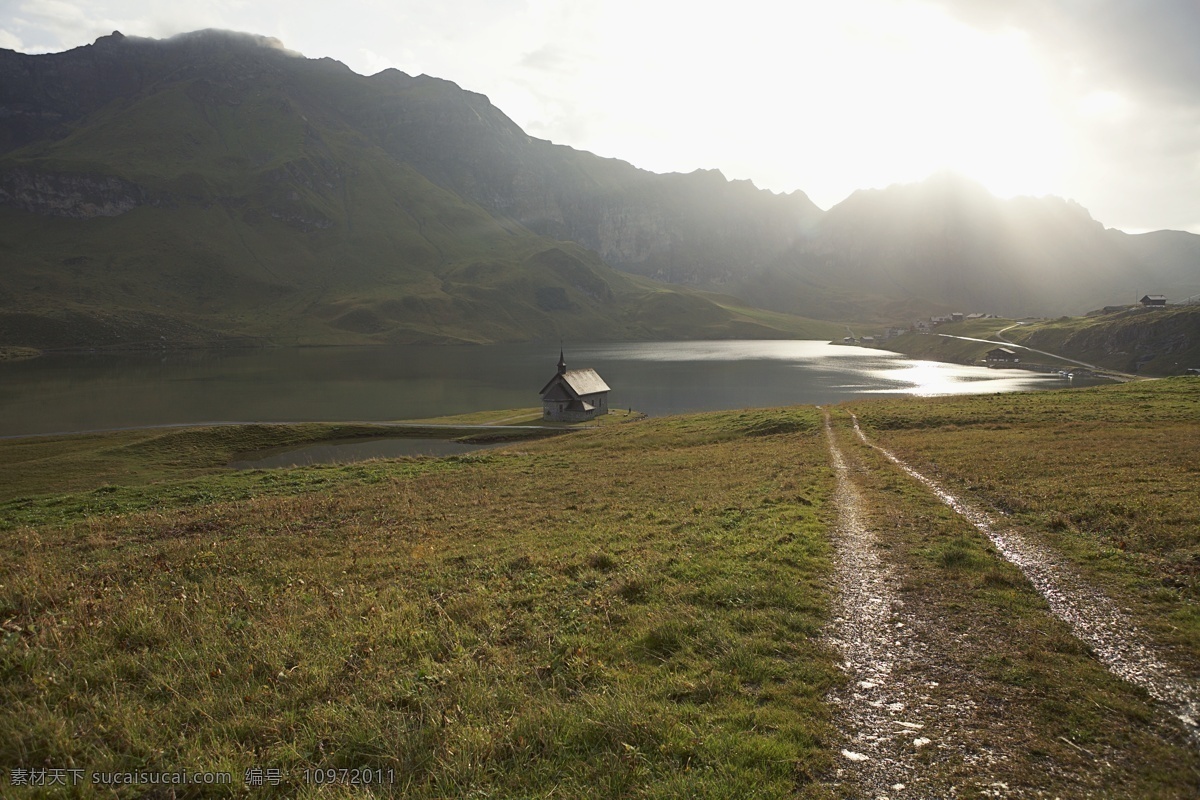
(0, 167), (162, 218)
(1009, 306), (1200, 375)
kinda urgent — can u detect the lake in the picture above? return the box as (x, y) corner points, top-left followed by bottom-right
(0, 340), (1070, 438)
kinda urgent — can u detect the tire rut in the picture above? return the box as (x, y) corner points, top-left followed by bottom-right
(823, 412), (995, 798)
(849, 414), (1200, 746)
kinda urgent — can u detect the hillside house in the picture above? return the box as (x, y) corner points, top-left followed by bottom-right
(1140, 295), (1167, 308)
(985, 347), (1020, 364)
(540, 351), (610, 422)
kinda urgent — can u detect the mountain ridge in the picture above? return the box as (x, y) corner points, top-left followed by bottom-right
(0, 29), (840, 348)
(1, 29), (1197, 349)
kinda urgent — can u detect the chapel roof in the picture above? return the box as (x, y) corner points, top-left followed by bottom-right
(540, 367), (610, 397)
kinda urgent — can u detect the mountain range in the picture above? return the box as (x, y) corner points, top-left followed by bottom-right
(1, 29), (1197, 349)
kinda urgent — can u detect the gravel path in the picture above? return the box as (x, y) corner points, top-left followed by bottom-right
(823, 413), (989, 798)
(850, 415), (1200, 746)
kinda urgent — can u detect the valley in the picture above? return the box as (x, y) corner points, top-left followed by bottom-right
(2, 23), (1199, 799)
(2, 380), (1197, 796)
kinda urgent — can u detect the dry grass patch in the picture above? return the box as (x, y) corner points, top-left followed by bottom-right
(1, 410), (841, 798)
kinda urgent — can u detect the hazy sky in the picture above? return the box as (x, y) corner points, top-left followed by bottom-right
(3, 0), (1199, 233)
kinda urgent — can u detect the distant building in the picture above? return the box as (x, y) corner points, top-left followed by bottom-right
(540, 350), (610, 422)
(985, 347), (1020, 364)
(1140, 295), (1167, 307)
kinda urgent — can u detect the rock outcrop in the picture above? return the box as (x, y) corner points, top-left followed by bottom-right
(0, 168), (157, 218)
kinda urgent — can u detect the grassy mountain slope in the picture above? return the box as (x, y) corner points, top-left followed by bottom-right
(4, 30), (1197, 342)
(1005, 306), (1200, 375)
(0, 32), (834, 348)
(871, 307), (1200, 376)
(796, 174), (1152, 318)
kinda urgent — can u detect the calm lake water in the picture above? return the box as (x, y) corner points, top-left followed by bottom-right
(0, 340), (1070, 438)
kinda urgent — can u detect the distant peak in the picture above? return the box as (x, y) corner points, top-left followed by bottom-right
(368, 67), (414, 80)
(163, 29), (303, 57)
(93, 31), (126, 46)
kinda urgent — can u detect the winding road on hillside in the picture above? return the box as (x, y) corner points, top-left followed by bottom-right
(936, 322), (1138, 379)
(934, 331), (1098, 370)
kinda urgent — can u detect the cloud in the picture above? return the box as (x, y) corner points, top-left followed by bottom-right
(2, 0), (1196, 232)
(0, 29), (24, 50)
(930, 0), (1200, 103)
(925, 0), (1200, 232)
(5, 0), (263, 53)
(518, 44), (576, 74)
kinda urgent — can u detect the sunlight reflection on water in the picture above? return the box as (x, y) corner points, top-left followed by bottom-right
(584, 340), (1061, 399)
(862, 360), (1051, 396)
(0, 340), (1071, 436)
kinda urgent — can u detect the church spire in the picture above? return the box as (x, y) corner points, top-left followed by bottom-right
(557, 348), (566, 375)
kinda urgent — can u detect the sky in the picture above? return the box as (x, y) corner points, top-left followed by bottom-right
(2, 0), (1199, 234)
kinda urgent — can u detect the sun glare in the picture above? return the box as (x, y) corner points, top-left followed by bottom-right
(817, 6), (1067, 200)
(533, 0), (1069, 206)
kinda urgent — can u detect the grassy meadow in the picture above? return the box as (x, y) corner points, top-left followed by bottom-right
(1, 380), (1198, 796)
(1, 408), (840, 798)
(846, 378), (1200, 659)
(830, 384), (1200, 796)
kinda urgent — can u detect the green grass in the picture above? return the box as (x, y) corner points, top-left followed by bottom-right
(0, 409), (842, 798)
(1005, 306), (1200, 375)
(3, 386), (1199, 795)
(0, 421), (558, 505)
(0, 74), (839, 351)
(403, 407), (646, 429)
(847, 377), (1200, 659)
(396, 408), (545, 426)
(827, 408), (1200, 795)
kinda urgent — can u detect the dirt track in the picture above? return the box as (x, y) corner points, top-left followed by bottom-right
(825, 413), (966, 797)
(849, 414), (1200, 745)
(821, 410), (1200, 798)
